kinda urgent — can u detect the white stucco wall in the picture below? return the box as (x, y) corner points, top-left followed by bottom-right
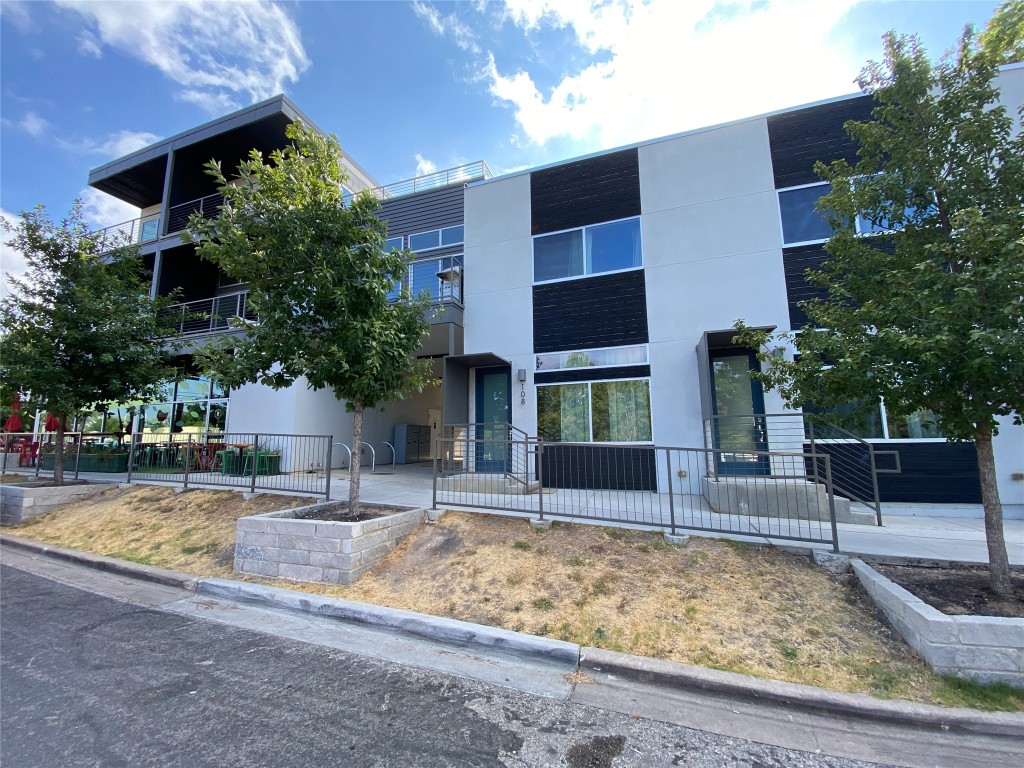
(463, 173), (536, 436)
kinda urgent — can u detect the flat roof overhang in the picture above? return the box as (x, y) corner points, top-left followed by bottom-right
(87, 95), (317, 208)
(444, 353), (511, 368)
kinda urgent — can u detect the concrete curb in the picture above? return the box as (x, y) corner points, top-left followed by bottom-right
(580, 647), (1024, 737)
(0, 534), (199, 592)
(197, 578), (581, 666)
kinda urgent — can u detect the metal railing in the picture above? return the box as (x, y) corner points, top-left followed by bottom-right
(367, 161), (492, 201)
(160, 291), (254, 337)
(127, 431), (333, 497)
(166, 192), (224, 233)
(1, 432), (127, 481)
(90, 214), (162, 247)
(703, 413), (896, 526)
(433, 432), (840, 550)
(398, 254), (464, 306)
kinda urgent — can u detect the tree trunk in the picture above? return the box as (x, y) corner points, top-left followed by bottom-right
(975, 423), (1012, 596)
(53, 417), (65, 486)
(349, 402), (363, 513)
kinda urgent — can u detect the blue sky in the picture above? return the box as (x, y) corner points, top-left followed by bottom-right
(0, 0), (1002, 282)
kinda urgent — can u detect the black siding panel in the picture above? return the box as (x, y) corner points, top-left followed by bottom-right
(533, 271), (648, 353)
(535, 365), (650, 384)
(378, 185), (464, 238)
(768, 96), (874, 188)
(539, 445), (657, 491)
(783, 244), (829, 329)
(531, 149), (640, 235)
(811, 442), (981, 504)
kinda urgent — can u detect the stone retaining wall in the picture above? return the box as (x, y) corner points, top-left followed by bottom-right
(852, 559), (1024, 686)
(0, 482), (110, 526)
(234, 504), (424, 585)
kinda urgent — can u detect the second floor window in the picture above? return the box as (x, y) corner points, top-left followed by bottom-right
(533, 217), (642, 283)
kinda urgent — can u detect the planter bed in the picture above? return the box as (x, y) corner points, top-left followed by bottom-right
(234, 501), (424, 585)
(852, 559), (1024, 686)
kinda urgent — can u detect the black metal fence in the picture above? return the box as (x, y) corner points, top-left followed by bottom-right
(433, 434), (841, 550)
(127, 432), (334, 496)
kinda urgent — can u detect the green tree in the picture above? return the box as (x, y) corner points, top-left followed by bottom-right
(185, 121), (433, 512)
(737, 19), (1024, 595)
(0, 203), (180, 484)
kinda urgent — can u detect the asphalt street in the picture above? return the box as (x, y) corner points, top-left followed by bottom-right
(0, 563), (896, 768)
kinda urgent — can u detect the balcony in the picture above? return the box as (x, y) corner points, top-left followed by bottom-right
(91, 212), (162, 247)
(161, 291), (254, 338)
(393, 254), (463, 307)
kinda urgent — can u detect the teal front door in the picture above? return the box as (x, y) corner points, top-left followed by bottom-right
(475, 366), (511, 472)
(709, 349), (769, 476)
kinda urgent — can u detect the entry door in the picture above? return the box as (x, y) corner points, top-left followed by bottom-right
(474, 367), (511, 472)
(709, 349), (769, 476)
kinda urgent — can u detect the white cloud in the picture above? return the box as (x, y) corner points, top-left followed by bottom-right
(0, 2), (33, 31)
(57, 0), (310, 113)
(58, 129), (162, 160)
(1, 208), (30, 300)
(412, 1), (482, 54)
(79, 188), (140, 231)
(415, 153), (439, 176)
(3, 111), (51, 138)
(484, 0), (863, 148)
(77, 30), (103, 58)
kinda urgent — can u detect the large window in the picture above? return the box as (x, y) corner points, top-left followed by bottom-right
(538, 379), (652, 443)
(534, 217), (642, 282)
(409, 225), (464, 252)
(805, 400), (945, 440)
(779, 181), (925, 246)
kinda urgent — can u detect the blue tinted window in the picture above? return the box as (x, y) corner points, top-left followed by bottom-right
(410, 260), (441, 301)
(586, 218), (641, 274)
(409, 230), (440, 251)
(779, 184), (832, 244)
(383, 236), (403, 252)
(440, 225), (464, 246)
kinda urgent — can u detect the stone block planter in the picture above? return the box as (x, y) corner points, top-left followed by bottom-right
(0, 481), (111, 526)
(233, 502), (425, 586)
(852, 559), (1024, 686)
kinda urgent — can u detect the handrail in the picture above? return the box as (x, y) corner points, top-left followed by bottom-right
(160, 290), (253, 337)
(166, 192), (224, 233)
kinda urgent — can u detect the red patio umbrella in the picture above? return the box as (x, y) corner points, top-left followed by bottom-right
(44, 412), (61, 432)
(3, 393), (23, 433)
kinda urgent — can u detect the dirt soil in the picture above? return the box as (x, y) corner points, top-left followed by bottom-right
(874, 564), (1024, 618)
(292, 502), (410, 523)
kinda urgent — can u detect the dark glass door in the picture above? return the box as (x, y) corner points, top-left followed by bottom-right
(474, 367), (511, 472)
(709, 349), (769, 476)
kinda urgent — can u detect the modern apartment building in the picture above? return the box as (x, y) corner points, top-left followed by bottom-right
(86, 69), (1024, 513)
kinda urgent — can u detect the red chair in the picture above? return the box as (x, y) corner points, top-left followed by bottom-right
(19, 441), (39, 467)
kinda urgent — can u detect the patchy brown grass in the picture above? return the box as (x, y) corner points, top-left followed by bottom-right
(0, 473), (32, 484)
(16, 485), (308, 576)
(11, 494), (1022, 711)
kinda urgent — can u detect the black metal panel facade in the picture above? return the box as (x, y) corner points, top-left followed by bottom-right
(379, 185), (465, 238)
(782, 244), (829, 329)
(538, 445), (657, 491)
(535, 365), (651, 385)
(530, 149), (641, 235)
(533, 270), (649, 353)
(812, 441), (981, 504)
(768, 95), (874, 189)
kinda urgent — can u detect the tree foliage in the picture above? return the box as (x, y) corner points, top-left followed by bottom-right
(185, 121), (433, 511)
(736, 19), (1023, 594)
(0, 203), (180, 483)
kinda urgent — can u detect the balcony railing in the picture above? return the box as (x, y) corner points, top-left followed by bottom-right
(367, 161), (492, 201)
(166, 192), (224, 233)
(162, 291), (254, 337)
(90, 213), (162, 247)
(392, 254), (463, 307)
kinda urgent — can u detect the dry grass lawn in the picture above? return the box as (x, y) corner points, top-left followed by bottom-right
(11, 487), (1023, 711)
(17, 485), (308, 576)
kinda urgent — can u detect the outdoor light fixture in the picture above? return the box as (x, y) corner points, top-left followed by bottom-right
(518, 369), (527, 382)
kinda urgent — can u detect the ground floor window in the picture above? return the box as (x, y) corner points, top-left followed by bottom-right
(805, 399), (944, 440)
(538, 379), (652, 443)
